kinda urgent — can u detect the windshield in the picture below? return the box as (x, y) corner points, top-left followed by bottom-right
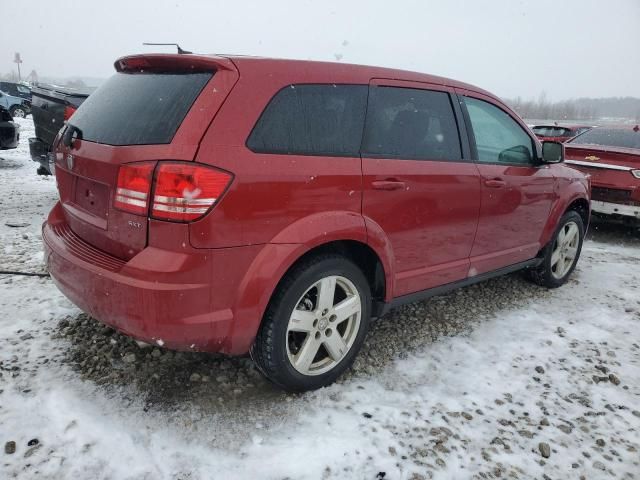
(570, 128), (640, 149)
(68, 71), (212, 146)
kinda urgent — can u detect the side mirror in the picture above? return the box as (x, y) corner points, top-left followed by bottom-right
(541, 141), (564, 164)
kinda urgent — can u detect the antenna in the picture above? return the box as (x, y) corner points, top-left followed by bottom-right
(142, 43), (192, 55)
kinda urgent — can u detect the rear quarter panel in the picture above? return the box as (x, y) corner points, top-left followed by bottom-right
(190, 62), (366, 249)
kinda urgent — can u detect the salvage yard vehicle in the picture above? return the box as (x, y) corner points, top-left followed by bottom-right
(532, 124), (592, 143)
(0, 88), (30, 118)
(0, 81), (32, 102)
(0, 105), (20, 150)
(565, 125), (640, 221)
(29, 83), (92, 175)
(43, 54), (591, 392)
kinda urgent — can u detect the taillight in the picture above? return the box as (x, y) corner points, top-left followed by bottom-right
(113, 162), (232, 222)
(114, 162), (154, 215)
(151, 163), (232, 222)
(63, 105), (76, 121)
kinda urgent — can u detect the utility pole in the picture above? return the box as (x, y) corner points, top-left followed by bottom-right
(14, 52), (22, 81)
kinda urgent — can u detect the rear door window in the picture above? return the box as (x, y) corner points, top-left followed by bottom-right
(68, 72), (212, 146)
(361, 86), (462, 161)
(247, 84), (368, 156)
(464, 97), (534, 165)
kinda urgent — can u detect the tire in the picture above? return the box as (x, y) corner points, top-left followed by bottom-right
(527, 210), (584, 288)
(251, 254), (371, 392)
(9, 106), (26, 118)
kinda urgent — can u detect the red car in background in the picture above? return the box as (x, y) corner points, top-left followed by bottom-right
(565, 125), (640, 221)
(532, 124), (592, 143)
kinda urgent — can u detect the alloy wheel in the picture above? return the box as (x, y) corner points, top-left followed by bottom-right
(551, 221), (579, 279)
(286, 275), (362, 376)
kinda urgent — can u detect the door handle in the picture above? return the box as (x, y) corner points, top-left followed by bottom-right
(484, 178), (506, 188)
(372, 180), (406, 191)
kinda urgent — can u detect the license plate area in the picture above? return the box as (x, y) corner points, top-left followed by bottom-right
(73, 177), (109, 219)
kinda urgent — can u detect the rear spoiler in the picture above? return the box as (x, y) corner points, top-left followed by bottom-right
(114, 54), (236, 73)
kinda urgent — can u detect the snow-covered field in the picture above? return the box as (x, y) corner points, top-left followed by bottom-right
(1, 118), (639, 479)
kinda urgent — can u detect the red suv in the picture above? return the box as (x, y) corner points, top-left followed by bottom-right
(43, 54), (590, 391)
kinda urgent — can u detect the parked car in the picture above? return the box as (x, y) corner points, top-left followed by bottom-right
(532, 124), (592, 142)
(29, 83), (92, 175)
(0, 105), (20, 150)
(43, 54), (590, 392)
(0, 88), (31, 118)
(565, 125), (640, 221)
(0, 81), (32, 102)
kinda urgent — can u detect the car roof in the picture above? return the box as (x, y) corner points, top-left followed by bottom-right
(117, 53), (499, 102)
(225, 55), (496, 98)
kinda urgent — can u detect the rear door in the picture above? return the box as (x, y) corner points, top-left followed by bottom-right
(362, 80), (480, 296)
(54, 56), (238, 260)
(459, 91), (556, 274)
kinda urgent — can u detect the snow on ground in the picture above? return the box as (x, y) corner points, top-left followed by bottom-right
(1, 118), (639, 479)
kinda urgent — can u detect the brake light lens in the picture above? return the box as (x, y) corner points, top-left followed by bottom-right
(114, 163), (155, 215)
(151, 163), (232, 222)
(63, 105), (76, 121)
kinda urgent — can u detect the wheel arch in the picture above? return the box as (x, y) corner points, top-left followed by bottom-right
(224, 215), (393, 354)
(565, 197), (590, 228)
(540, 186), (590, 248)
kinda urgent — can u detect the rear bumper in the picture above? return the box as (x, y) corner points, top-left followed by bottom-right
(591, 200), (640, 219)
(43, 203), (264, 354)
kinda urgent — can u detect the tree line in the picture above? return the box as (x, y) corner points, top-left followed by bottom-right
(506, 93), (640, 122)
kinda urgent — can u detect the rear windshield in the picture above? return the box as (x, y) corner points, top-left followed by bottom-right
(570, 128), (640, 149)
(532, 126), (572, 137)
(68, 71), (212, 146)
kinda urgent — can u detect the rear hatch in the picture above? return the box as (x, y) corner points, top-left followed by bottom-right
(54, 54), (239, 260)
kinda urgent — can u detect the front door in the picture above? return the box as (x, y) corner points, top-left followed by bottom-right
(362, 80), (481, 297)
(459, 92), (557, 275)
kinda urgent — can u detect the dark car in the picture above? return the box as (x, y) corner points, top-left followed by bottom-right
(29, 83), (92, 175)
(0, 106), (20, 150)
(532, 124), (592, 143)
(565, 125), (640, 221)
(44, 54), (590, 392)
(0, 81), (32, 102)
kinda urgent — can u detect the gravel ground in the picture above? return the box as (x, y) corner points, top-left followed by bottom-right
(1, 118), (639, 479)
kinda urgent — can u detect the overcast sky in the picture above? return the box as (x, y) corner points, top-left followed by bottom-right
(2, 0), (639, 100)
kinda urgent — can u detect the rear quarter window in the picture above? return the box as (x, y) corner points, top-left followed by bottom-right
(68, 72), (212, 146)
(246, 84), (368, 157)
